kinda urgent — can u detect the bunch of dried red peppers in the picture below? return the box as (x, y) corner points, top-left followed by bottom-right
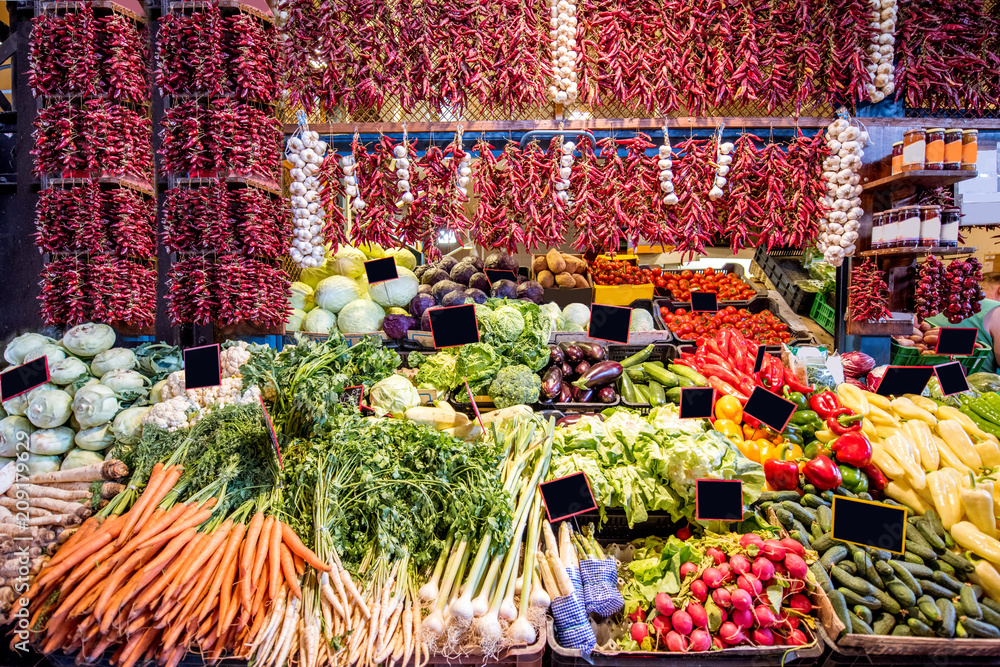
(166, 257), (289, 327)
(849, 258), (893, 322)
(35, 183), (156, 258)
(39, 256), (156, 327)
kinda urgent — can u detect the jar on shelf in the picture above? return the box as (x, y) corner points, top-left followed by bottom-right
(891, 141), (904, 174)
(944, 129), (963, 170)
(902, 129), (926, 172)
(918, 205), (941, 247)
(896, 206), (921, 247)
(925, 128), (945, 170)
(962, 130), (978, 171)
(871, 212), (884, 249)
(940, 208), (961, 247)
(882, 209), (899, 248)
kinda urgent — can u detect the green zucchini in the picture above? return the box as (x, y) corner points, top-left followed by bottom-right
(620, 345), (654, 368)
(667, 363), (707, 386)
(647, 380), (666, 406)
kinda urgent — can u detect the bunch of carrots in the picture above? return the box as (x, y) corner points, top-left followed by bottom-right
(20, 461), (330, 667)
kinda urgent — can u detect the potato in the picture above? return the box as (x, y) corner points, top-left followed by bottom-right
(918, 321), (932, 332)
(546, 248), (566, 273)
(909, 334), (923, 343)
(537, 270), (555, 288)
(895, 338), (916, 347)
(562, 254), (583, 274)
(924, 334), (939, 345)
(573, 273), (589, 288)
(532, 255), (548, 274)
(555, 272), (576, 288)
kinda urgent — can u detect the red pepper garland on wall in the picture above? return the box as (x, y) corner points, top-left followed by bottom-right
(849, 258), (893, 322)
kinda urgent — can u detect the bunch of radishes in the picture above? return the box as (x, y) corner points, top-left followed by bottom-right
(547, 0), (579, 104)
(817, 115), (868, 267)
(709, 140), (733, 201)
(658, 127), (677, 206)
(628, 534), (812, 652)
(286, 129), (328, 267)
(865, 0), (896, 102)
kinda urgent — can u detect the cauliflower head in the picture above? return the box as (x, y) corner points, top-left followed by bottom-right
(488, 364), (541, 409)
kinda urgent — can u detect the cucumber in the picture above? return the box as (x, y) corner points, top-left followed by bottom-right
(890, 560), (923, 596)
(821, 490), (834, 503)
(817, 504), (833, 533)
(935, 598), (956, 638)
(956, 621), (969, 639)
(802, 483), (817, 495)
(771, 490), (804, 503)
(871, 587), (902, 615)
(918, 580), (957, 599)
(907, 618), (935, 637)
(773, 508), (795, 527)
(811, 522), (825, 540)
(982, 598), (1000, 615)
(873, 613), (896, 635)
(931, 569), (963, 593)
(853, 605), (873, 626)
(835, 485), (857, 498)
(935, 560), (956, 576)
(858, 492), (873, 501)
(810, 562), (835, 594)
(898, 562), (934, 579)
(831, 565), (877, 596)
(828, 589), (852, 636)
(905, 540), (938, 561)
(941, 549), (975, 574)
(907, 518), (931, 545)
(980, 604), (1000, 629)
(903, 551), (926, 565)
(915, 519), (946, 551)
(851, 613), (874, 634)
(839, 588), (882, 610)
(782, 501), (817, 525)
(887, 578), (917, 608)
(945, 532), (956, 549)
(867, 547), (893, 562)
(874, 560), (894, 581)
(854, 550), (880, 586)
(962, 618), (1000, 639)
(840, 561), (858, 576)
(891, 625), (913, 636)
(960, 585), (983, 620)
(811, 534), (835, 553)
(801, 493), (828, 509)
(821, 545), (849, 569)
(971, 584), (983, 599)
(790, 529), (811, 550)
(917, 595), (942, 622)
(924, 509), (947, 539)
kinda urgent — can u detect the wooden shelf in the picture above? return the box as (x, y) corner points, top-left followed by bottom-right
(859, 245), (975, 258)
(41, 174), (155, 196)
(169, 173), (281, 196)
(862, 170), (978, 192)
(846, 311), (915, 336)
(34, 0), (146, 22)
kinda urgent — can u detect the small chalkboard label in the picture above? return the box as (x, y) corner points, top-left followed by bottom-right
(935, 327), (978, 356)
(428, 304), (480, 348)
(743, 386), (797, 434)
(690, 291), (718, 313)
(935, 361), (970, 397)
(183, 344), (222, 390)
(875, 366), (934, 397)
(259, 396), (282, 468)
(0, 357), (50, 403)
(464, 379), (485, 432)
(340, 385), (364, 409)
(679, 387), (715, 420)
(753, 347), (767, 374)
(695, 479), (744, 522)
(588, 304), (631, 344)
(538, 471), (598, 522)
(832, 495), (907, 555)
(485, 269), (518, 285)
(364, 257), (399, 285)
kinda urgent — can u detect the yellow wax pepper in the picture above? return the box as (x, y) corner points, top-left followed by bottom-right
(872, 441), (906, 479)
(714, 395), (742, 423)
(904, 393), (939, 414)
(926, 468), (964, 529)
(933, 434), (973, 475)
(836, 383), (869, 416)
(860, 389), (892, 411)
(885, 479), (932, 514)
(951, 521), (1000, 566)
(862, 418), (878, 441)
(891, 396), (938, 426)
(974, 438), (1000, 468)
(960, 472), (998, 540)
(936, 420), (984, 470)
(884, 432), (926, 490)
(938, 405), (1000, 444)
(902, 420), (939, 471)
(867, 404), (899, 426)
(971, 560), (1000, 603)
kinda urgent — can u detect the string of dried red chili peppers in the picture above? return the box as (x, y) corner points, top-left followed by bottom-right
(34, 184), (155, 258)
(165, 257), (289, 326)
(849, 258), (893, 322)
(39, 256), (156, 327)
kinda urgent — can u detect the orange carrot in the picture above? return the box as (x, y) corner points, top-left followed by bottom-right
(268, 516), (282, 599)
(129, 466), (183, 537)
(117, 526), (197, 617)
(281, 521), (331, 571)
(120, 627), (159, 667)
(240, 511), (265, 609)
(132, 506), (213, 553)
(165, 645), (186, 667)
(158, 539), (226, 626)
(34, 524), (120, 589)
(280, 543), (301, 599)
(245, 567), (270, 635)
(168, 520), (232, 600)
(116, 462), (165, 547)
(217, 551), (240, 637)
(44, 515), (98, 567)
(49, 557), (117, 623)
(93, 545), (154, 622)
(132, 531), (205, 616)
(251, 516), (273, 587)
(191, 523), (245, 629)
(293, 553), (305, 576)
(126, 501), (192, 550)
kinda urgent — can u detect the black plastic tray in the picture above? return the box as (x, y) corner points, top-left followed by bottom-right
(654, 263), (767, 307)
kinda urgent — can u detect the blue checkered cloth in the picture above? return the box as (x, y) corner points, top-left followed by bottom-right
(580, 557), (623, 617)
(551, 592), (596, 657)
(566, 566), (583, 599)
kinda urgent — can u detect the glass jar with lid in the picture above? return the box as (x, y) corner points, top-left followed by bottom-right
(944, 129), (963, 170)
(871, 212), (884, 249)
(940, 208), (960, 247)
(882, 209), (899, 248)
(891, 142), (904, 174)
(896, 206), (921, 247)
(902, 129), (926, 172)
(925, 128), (945, 170)
(918, 206), (941, 247)
(962, 130), (978, 170)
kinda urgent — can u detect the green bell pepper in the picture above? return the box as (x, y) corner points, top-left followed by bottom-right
(805, 440), (832, 459)
(783, 387), (811, 411)
(839, 464), (869, 494)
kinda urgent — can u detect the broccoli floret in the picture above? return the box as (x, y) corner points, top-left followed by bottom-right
(488, 364), (541, 409)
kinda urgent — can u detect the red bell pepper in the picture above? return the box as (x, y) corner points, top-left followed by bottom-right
(830, 432), (873, 467)
(860, 462), (888, 492)
(809, 391), (841, 419)
(764, 444), (800, 490)
(756, 355), (783, 392)
(782, 368), (815, 395)
(704, 352), (735, 372)
(802, 455), (843, 491)
(826, 407), (864, 436)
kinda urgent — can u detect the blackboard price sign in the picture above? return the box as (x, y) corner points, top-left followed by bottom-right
(0, 357), (49, 402)
(696, 479), (743, 522)
(875, 366), (934, 397)
(690, 291), (718, 313)
(935, 327), (977, 356)
(364, 257), (399, 285)
(743, 387), (797, 434)
(752, 346), (766, 374)
(679, 387), (715, 420)
(429, 304), (480, 348)
(538, 471), (598, 522)
(340, 385), (365, 409)
(935, 361), (970, 397)
(183, 344), (222, 390)
(588, 304), (631, 344)
(832, 496), (907, 555)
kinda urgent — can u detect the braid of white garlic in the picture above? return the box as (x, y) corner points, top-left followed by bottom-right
(658, 125), (677, 206)
(286, 127), (328, 268)
(816, 113), (868, 267)
(547, 0), (578, 105)
(555, 139), (574, 206)
(865, 0), (896, 102)
(394, 128), (413, 206)
(709, 138), (733, 202)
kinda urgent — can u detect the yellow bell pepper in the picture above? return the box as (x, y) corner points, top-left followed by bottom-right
(932, 434), (973, 476)
(760, 441), (803, 464)
(872, 441), (907, 479)
(715, 418), (743, 442)
(733, 436), (764, 463)
(936, 419), (984, 470)
(927, 468), (964, 529)
(902, 420), (939, 471)
(951, 521), (1000, 566)
(959, 473), (998, 539)
(814, 429), (836, 443)
(884, 432), (926, 490)
(975, 439), (1000, 468)
(862, 418), (878, 441)
(714, 395), (743, 423)
(904, 393), (939, 414)
(891, 397), (938, 425)
(836, 383), (870, 416)
(885, 479), (932, 514)
(971, 560), (1000, 604)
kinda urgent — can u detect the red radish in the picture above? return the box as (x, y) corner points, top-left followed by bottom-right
(784, 614), (801, 629)
(739, 533), (764, 552)
(702, 567), (724, 588)
(787, 628), (808, 645)
(789, 594), (812, 615)
(628, 606), (647, 623)
(784, 553), (808, 579)
(680, 561), (698, 578)
(780, 537), (806, 557)
(718, 562), (734, 582)
(712, 587), (732, 608)
(738, 573), (762, 596)
(713, 637), (725, 650)
(785, 577), (806, 594)
(752, 557), (775, 581)
(754, 604), (777, 628)
(730, 554), (751, 575)
(655, 592), (675, 616)
(652, 613), (672, 636)
(761, 539), (786, 561)
(732, 608), (754, 629)
(706, 547), (726, 564)
(671, 609), (693, 635)
(688, 629), (712, 652)
(665, 631), (687, 652)
(719, 621), (745, 645)
(676, 525), (692, 540)
(690, 579), (708, 602)
(686, 602), (708, 629)
(631, 622), (650, 644)
(753, 628), (775, 646)
(731, 588), (752, 611)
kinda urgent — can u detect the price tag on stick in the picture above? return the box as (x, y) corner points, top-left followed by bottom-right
(485, 269), (517, 285)
(183, 344), (222, 390)
(690, 291), (718, 313)
(935, 361), (970, 397)
(428, 304), (480, 348)
(588, 304), (631, 344)
(538, 471), (598, 522)
(831, 496), (907, 555)
(464, 379), (485, 432)
(696, 479), (744, 521)
(0, 357), (50, 403)
(340, 385), (365, 409)
(364, 257), (398, 285)
(679, 387), (715, 419)
(259, 396), (283, 468)
(752, 346), (767, 374)
(875, 366), (934, 397)
(935, 327), (978, 356)
(742, 386), (797, 434)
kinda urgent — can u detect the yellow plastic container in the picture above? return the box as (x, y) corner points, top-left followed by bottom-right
(592, 254), (654, 305)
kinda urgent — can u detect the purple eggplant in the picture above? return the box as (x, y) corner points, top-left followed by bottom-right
(596, 386), (617, 404)
(541, 366), (563, 399)
(575, 360), (591, 378)
(573, 386), (594, 402)
(557, 382), (573, 403)
(572, 360), (624, 389)
(549, 345), (565, 365)
(561, 361), (574, 378)
(576, 341), (606, 362)
(556, 414), (586, 427)
(560, 343), (583, 363)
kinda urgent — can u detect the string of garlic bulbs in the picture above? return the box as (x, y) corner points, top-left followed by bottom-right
(709, 136), (733, 202)
(395, 125), (413, 205)
(658, 124), (677, 206)
(865, 0), (896, 102)
(347, 133), (366, 212)
(455, 126), (471, 200)
(286, 127), (328, 268)
(547, 0), (578, 104)
(816, 112), (868, 267)
(555, 138), (574, 206)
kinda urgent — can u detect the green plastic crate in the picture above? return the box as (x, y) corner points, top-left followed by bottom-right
(810, 296), (836, 335)
(889, 338), (991, 374)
